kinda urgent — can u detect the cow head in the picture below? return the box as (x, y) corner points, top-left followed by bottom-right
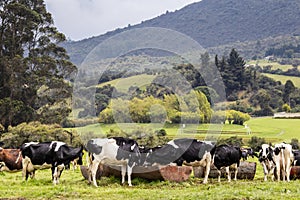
(274, 143), (286, 156)
(260, 144), (271, 160)
(116, 138), (141, 166)
(86, 139), (103, 155)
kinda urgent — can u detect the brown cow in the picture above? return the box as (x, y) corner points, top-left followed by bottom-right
(0, 147), (22, 172)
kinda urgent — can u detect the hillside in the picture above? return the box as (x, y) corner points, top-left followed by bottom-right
(62, 0), (300, 65)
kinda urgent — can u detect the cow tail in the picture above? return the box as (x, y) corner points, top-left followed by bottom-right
(210, 145), (216, 165)
(15, 151), (22, 164)
(86, 152), (93, 168)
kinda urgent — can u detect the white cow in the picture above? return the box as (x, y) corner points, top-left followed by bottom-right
(273, 143), (294, 182)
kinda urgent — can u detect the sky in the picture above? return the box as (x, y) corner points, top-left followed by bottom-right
(44, 0), (199, 41)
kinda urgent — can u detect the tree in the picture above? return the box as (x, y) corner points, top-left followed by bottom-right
(283, 80), (295, 105)
(215, 49), (246, 99)
(0, 0), (76, 129)
(227, 49), (246, 89)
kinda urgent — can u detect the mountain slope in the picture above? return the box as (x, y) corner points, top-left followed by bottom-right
(63, 0), (300, 65)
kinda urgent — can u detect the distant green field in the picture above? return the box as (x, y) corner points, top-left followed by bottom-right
(74, 117), (300, 144)
(262, 73), (300, 88)
(248, 59), (296, 71)
(97, 74), (156, 93)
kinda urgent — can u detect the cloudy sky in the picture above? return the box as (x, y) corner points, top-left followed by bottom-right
(44, 0), (199, 41)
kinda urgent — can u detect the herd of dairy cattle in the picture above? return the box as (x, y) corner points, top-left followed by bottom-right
(0, 137), (299, 187)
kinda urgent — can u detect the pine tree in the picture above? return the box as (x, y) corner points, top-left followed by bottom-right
(215, 49), (246, 100)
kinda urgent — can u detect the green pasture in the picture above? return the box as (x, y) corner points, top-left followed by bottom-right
(247, 60), (296, 71)
(1, 156), (300, 200)
(97, 74), (156, 93)
(74, 117), (300, 144)
(262, 73), (300, 88)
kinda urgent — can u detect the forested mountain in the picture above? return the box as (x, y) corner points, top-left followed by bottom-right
(63, 0), (300, 65)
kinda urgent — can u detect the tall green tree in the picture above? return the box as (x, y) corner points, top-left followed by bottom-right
(283, 80), (295, 105)
(215, 49), (246, 100)
(227, 49), (246, 89)
(0, 0), (76, 129)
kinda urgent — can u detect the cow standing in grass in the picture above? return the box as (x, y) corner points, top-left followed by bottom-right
(86, 137), (141, 187)
(273, 143), (294, 182)
(210, 144), (243, 182)
(21, 141), (83, 185)
(258, 144), (276, 181)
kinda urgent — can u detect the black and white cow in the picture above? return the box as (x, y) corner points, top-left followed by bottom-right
(210, 144), (243, 182)
(144, 138), (214, 184)
(273, 143), (294, 182)
(293, 149), (300, 166)
(86, 137), (141, 187)
(258, 144), (276, 181)
(21, 141), (83, 185)
(241, 147), (257, 161)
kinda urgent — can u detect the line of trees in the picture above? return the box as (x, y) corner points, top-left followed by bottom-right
(98, 91), (213, 124)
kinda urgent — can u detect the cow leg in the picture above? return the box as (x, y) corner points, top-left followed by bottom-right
(22, 157), (29, 181)
(52, 166), (58, 185)
(286, 160), (291, 182)
(30, 170), (35, 179)
(55, 164), (65, 185)
(203, 153), (211, 184)
(121, 164), (126, 185)
(88, 160), (100, 187)
(127, 165), (133, 187)
(261, 162), (269, 181)
(233, 164), (238, 181)
(217, 169), (221, 182)
(225, 166), (231, 182)
(276, 162), (280, 182)
(270, 166), (275, 181)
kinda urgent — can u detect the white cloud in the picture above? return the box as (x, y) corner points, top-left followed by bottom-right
(44, 0), (199, 41)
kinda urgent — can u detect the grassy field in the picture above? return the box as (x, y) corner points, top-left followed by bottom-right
(1, 117), (300, 199)
(247, 60), (296, 71)
(1, 157), (300, 200)
(75, 117), (300, 144)
(97, 74), (156, 93)
(262, 73), (300, 88)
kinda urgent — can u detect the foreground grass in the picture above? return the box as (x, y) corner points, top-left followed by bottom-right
(1, 166), (300, 200)
(0, 157), (291, 199)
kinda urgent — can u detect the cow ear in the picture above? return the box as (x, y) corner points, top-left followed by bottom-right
(268, 146), (273, 152)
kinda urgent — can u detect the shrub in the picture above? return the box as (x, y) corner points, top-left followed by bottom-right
(210, 110), (226, 124)
(248, 136), (266, 152)
(282, 103), (291, 112)
(217, 136), (244, 147)
(0, 122), (82, 148)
